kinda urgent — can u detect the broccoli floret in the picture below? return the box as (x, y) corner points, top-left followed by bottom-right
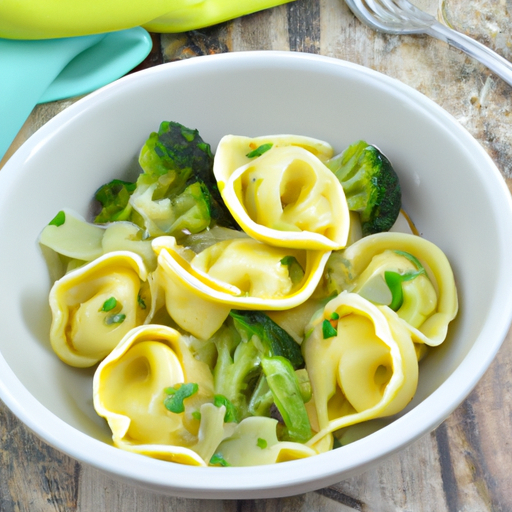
(93, 179), (136, 223)
(138, 121), (213, 197)
(93, 121), (238, 235)
(212, 323), (262, 423)
(229, 310), (304, 369)
(166, 181), (212, 236)
(211, 311), (312, 442)
(326, 140), (401, 236)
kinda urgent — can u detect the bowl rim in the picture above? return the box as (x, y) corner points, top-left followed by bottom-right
(1, 50), (512, 499)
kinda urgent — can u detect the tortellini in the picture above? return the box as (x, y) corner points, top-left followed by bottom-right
(41, 128), (460, 469)
(49, 251), (152, 367)
(212, 417), (317, 466)
(39, 208), (105, 263)
(302, 292), (419, 446)
(152, 236), (330, 339)
(93, 324), (232, 465)
(214, 135), (350, 250)
(214, 134), (335, 177)
(39, 209), (157, 277)
(326, 232), (458, 346)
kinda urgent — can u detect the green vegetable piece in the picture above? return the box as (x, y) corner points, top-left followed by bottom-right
(100, 297), (117, 312)
(330, 311), (340, 320)
(384, 271), (405, 311)
(138, 121), (238, 231)
(280, 256), (305, 286)
(192, 411), (202, 421)
(210, 453), (231, 467)
(139, 121), (212, 183)
(164, 383), (199, 414)
(395, 250), (425, 271)
(246, 143), (273, 158)
(322, 319), (338, 339)
(257, 438), (268, 449)
(166, 181), (213, 237)
(213, 394), (238, 423)
(48, 210), (66, 227)
(229, 310), (304, 369)
(261, 356), (312, 443)
(92, 121), (239, 232)
(247, 375), (274, 417)
(94, 179), (136, 224)
(137, 293), (146, 309)
(295, 368), (312, 403)
(212, 325), (262, 422)
(104, 313), (126, 325)
(326, 140), (401, 236)
(212, 312), (305, 425)
(384, 250), (428, 311)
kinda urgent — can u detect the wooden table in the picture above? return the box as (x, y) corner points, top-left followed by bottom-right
(2, 0), (512, 509)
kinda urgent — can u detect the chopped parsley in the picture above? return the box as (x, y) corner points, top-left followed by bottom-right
(100, 297), (117, 312)
(322, 319), (338, 339)
(164, 383), (199, 414)
(137, 293), (147, 310)
(48, 210), (66, 227)
(384, 250), (428, 311)
(246, 143), (273, 158)
(213, 394), (238, 423)
(280, 255), (305, 285)
(210, 453), (230, 467)
(257, 438), (267, 449)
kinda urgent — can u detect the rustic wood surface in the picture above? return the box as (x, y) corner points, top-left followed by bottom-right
(2, 0), (512, 510)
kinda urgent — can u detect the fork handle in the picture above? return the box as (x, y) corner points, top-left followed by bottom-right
(426, 21), (512, 87)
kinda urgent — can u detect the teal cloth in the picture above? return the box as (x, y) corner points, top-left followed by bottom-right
(0, 27), (152, 159)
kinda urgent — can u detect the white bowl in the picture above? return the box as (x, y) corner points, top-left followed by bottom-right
(1, 51), (512, 499)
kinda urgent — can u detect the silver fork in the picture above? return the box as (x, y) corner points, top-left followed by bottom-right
(345, 0), (512, 87)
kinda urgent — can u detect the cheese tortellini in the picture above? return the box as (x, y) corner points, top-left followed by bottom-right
(93, 324), (230, 465)
(213, 417), (317, 466)
(49, 251), (152, 367)
(214, 135), (350, 250)
(325, 232), (458, 346)
(41, 127), (459, 469)
(39, 209), (157, 276)
(303, 292), (419, 446)
(214, 134), (335, 176)
(152, 235), (330, 339)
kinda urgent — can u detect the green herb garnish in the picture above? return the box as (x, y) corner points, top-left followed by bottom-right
(246, 143), (273, 158)
(100, 297), (117, 312)
(322, 319), (338, 339)
(164, 383), (199, 413)
(280, 256), (305, 285)
(257, 438), (267, 449)
(137, 293), (147, 310)
(210, 453), (231, 467)
(384, 251), (428, 311)
(48, 210), (66, 227)
(213, 394), (238, 423)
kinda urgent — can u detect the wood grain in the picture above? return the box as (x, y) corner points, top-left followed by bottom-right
(1, 0), (512, 510)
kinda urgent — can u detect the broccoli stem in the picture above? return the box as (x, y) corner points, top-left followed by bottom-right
(229, 310), (304, 369)
(261, 357), (312, 443)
